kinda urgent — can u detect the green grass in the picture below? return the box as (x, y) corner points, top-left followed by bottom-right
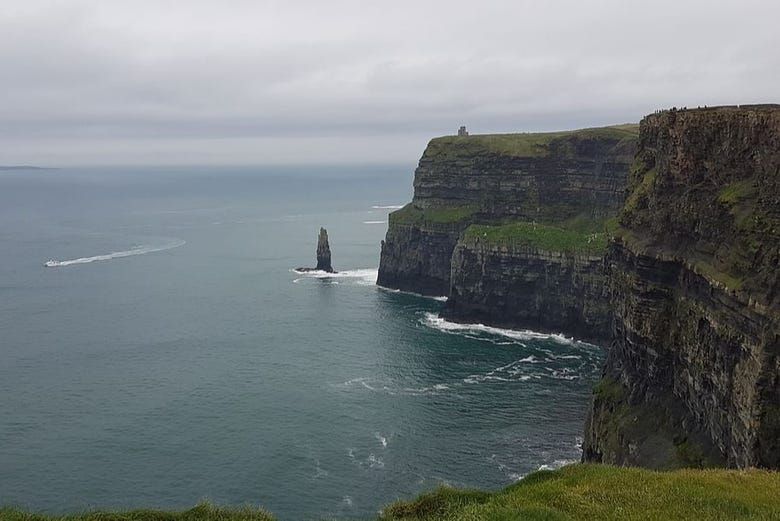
(424, 125), (639, 160)
(380, 464), (780, 521)
(622, 167), (657, 215)
(5, 465), (780, 521)
(0, 502), (274, 521)
(692, 259), (745, 291)
(462, 221), (609, 255)
(718, 180), (757, 205)
(593, 377), (625, 403)
(389, 204), (478, 225)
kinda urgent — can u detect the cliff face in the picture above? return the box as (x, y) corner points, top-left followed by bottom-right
(378, 221), (463, 295)
(411, 130), (635, 218)
(584, 106), (780, 469)
(447, 243), (611, 344)
(377, 126), (637, 299)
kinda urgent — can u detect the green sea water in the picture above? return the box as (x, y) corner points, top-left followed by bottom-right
(0, 166), (604, 520)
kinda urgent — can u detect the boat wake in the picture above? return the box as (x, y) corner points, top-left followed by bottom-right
(44, 239), (185, 268)
(376, 284), (448, 302)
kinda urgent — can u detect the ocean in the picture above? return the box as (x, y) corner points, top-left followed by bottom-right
(0, 165), (603, 520)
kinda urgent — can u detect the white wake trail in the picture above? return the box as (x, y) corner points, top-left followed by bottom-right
(44, 239), (185, 268)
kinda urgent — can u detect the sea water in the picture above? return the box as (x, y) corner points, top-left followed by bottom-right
(0, 165), (604, 520)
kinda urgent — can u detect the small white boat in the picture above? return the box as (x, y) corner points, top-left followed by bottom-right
(44, 259), (59, 267)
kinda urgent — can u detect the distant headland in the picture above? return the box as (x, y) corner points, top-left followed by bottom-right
(0, 165), (54, 171)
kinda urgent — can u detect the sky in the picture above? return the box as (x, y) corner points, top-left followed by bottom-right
(1, 0), (778, 166)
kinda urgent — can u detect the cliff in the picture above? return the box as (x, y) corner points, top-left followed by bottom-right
(446, 223), (613, 344)
(377, 126), (638, 319)
(583, 105), (780, 469)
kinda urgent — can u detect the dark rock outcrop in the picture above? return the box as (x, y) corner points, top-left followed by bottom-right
(379, 220), (465, 295)
(297, 227), (336, 273)
(315, 227), (334, 273)
(583, 105), (780, 469)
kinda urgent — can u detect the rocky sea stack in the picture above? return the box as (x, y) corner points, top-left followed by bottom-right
(297, 227), (335, 273)
(315, 227), (334, 272)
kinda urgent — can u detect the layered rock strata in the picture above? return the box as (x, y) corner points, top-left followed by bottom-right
(446, 241), (611, 344)
(583, 105), (780, 469)
(377, 126), (638, 302)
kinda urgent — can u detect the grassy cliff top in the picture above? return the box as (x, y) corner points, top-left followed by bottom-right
(389, 203), (478, 226)
(423, 124), (639, 160)
(381, 464), (780, 521)
(6, 464), (779, 521)
(462, 218), (613, 256)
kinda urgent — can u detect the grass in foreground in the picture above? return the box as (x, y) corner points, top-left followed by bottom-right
(463, 221), (609, 255)
(0, 503), (274, 521)
(4, 464), (779, 521)
(381, 464), (780, 521)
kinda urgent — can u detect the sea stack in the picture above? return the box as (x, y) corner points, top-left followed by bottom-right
(296, 228), (336, 273)
(315, 227), (335, 273)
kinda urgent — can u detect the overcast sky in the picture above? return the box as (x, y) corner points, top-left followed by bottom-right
(1, 0), (778, 166)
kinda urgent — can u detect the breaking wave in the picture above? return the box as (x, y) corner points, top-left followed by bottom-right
(44, 239), (186, 268)
(292, 268), (378, 285)
(421, 312), (575, 345)
(371, 205), (403, 209)
(362, 220), (387, 224)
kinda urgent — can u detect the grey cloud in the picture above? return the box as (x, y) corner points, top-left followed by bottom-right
(0, 0), (778, 165)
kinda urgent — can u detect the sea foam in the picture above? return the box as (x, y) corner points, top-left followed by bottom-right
(292, 268), (378, 285)
(421, 313), (575, 345)
(44, 239), (185, 268)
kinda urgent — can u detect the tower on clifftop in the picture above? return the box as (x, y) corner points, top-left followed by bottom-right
(457, 125), (469, 136)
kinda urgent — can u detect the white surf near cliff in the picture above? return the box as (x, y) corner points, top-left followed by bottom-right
(292, 268), (378, 285)
(421, 312), (575, 345)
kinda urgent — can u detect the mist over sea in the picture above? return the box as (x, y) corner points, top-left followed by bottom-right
(0, 166), (603, 520)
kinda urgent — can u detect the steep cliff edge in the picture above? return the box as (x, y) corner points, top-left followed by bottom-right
(377, 126), (637, 300)
(584, 105), (780, 469)
(446, 221), (614, 344)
